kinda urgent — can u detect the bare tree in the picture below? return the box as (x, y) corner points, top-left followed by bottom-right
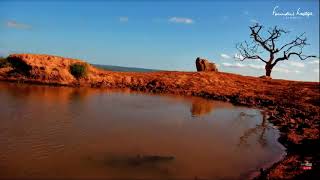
(236, 23), (316, 77)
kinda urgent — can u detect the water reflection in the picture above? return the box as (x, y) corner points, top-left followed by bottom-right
(0, 82), (230, 118)
(0, 82), (93, 104)
(190, 99), (215, 117)
(238, 111), (270, 147)
(0, 82), (284, 179)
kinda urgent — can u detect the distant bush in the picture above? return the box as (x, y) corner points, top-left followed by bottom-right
(69, 63), (88, 79)
(0, 57), (11, 68)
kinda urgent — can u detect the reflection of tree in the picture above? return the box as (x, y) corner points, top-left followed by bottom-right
(238, 111), (269, 147)
(230, 111), (259, 130)
(190, 99), (215, 117)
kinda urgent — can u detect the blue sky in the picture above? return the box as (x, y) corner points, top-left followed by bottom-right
(0, 0), (319, 81)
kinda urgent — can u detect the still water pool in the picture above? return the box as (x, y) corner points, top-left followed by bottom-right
(0, 82), (285, 179)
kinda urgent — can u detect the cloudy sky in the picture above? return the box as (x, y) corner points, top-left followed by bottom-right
(0, 0), (319, 81)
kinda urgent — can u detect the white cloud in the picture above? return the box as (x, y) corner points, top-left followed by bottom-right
(250, 19), (259, 24)
(288, 61), (305, 68)
(220, 53), (231, 59)
(248, 64), (264, 70)
(314, 69), (319, 73)
(6, 20), (31, 29)
(222, 62), (263, 69)
(234, 53), (244, 60)
(273, 67), (290, 73)
(222, 62), (232, 67)
(222, 62), (246, 68)
(119, 16), (129, 22)
(235, 63), (246, 68)
(169, 17), (194, 24)
(221, 62), (302, 74)
(308, 60), (319, 64)
(221, 59), (305, 75)
(273, 67), (302, 74)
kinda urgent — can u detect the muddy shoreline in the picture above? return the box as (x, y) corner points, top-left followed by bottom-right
(0, 54), (319, 179)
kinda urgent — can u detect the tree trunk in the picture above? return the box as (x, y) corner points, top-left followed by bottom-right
(265, 64), (272, 77)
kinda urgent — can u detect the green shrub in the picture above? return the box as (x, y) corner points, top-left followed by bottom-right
(0, 57), (11, 68)
(69, 63), (88, 79)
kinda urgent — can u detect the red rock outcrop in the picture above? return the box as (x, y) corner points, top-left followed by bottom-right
(5, 54), (95, 84)
(195, 57), (218, 72)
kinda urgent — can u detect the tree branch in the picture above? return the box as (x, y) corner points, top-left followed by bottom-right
(276, 33), (307, 53)
(236, 41), (268, 63)
(250, 24), (273, 53)
(273, 51), (316, 66)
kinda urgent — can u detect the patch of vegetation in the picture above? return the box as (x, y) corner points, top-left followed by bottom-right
(69, 63), (88, 79)
(0, 57), (11, 68)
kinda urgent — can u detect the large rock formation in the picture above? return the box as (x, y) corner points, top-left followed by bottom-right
(6, 54), (93, 84)
(195, 57), (218, 72)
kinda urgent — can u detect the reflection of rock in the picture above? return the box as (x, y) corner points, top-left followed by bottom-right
(190, 99), (215, 117)
(195, 57), (218, 72)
